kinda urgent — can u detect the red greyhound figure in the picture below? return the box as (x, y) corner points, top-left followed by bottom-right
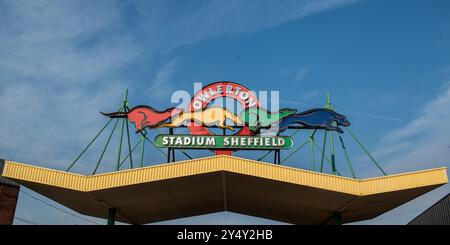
(101, 105), (183, 133)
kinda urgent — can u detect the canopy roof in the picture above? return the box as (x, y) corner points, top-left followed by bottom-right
(0, 156), (447, 224)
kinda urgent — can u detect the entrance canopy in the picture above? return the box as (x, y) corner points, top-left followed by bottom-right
(0, 156), (447, 224)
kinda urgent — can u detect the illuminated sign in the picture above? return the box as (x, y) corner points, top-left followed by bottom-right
(101, 81), (350, 154)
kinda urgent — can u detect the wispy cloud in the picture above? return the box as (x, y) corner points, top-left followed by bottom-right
(295, 66), (314, 82)
(376, 82), (450, 173)
(0, 0), (139, 84)
(383, 83), (450, 143)
(133, 0), (360, 53)
(146, 58), (182, 101)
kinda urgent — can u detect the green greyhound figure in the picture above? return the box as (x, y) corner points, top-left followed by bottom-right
(240, 107), (297, 132)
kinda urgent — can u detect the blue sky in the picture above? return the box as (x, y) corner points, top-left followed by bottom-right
(1, 0), (449, 225)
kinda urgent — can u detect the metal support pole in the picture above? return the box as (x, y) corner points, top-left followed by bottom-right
(273, 150), (281, 164)
(277, 149), (281, 164)
(66, 118), (113, 172)
(168, 128), (174, 162)
(125, 107), (133, 169)
(140, 135), (145, 167)
(320, 130), (327, 172)
(346, 127), (387, 176)
(338, 135), (357, 179)
(115, 90), (128, 171)
(334, 212), (342, 225)
(92, 118), (120, 175)
(116, 120), (125, 170)
(118, 139), (142, 169)
(172, 146), (176, 162)
(313, 141), (342, 176)
(167, 148), (172, 163)
(326, 92), (337, 175)
(171, 126), (175, 162)
(273, 150), (277, 164)
(107, 208), (116, 225)
(309, 130), (315, 171)
(329, 131), (337, 175)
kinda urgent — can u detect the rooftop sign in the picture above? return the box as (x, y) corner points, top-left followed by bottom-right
(101, 81), (350, 155)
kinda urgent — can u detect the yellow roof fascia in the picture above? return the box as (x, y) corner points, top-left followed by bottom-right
(1, 155), (447, 196)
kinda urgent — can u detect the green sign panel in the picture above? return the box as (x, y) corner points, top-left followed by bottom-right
(154, 134), (293, 150)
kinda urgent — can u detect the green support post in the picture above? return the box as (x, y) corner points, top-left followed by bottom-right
(346, 127), (387, 176)
(140, 135), (145, 167)
(125, 104), (133, 169)
(115, 90), (128, 171)
(338, 135), (357, 179)
(320, 131), (327, 172)
(329, 131), (337, 174)
(116, 120), (125, 171)
(309, 129), (315, 171)
(92, 118), (120, 175)
(107, 208), (116, 225)
(334, 212), (342, 225)
(66, 103), (122, 172)
(274, 150), (281, 165)
(277, 150), (281, 164)
(326, 92), (337, 175)
(118, 139), (142, 169)
(66, 118), (113, 172)
(314, 141), (342, 175)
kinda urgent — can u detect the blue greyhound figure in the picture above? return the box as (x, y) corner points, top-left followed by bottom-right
(277, 108), (350, 133)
